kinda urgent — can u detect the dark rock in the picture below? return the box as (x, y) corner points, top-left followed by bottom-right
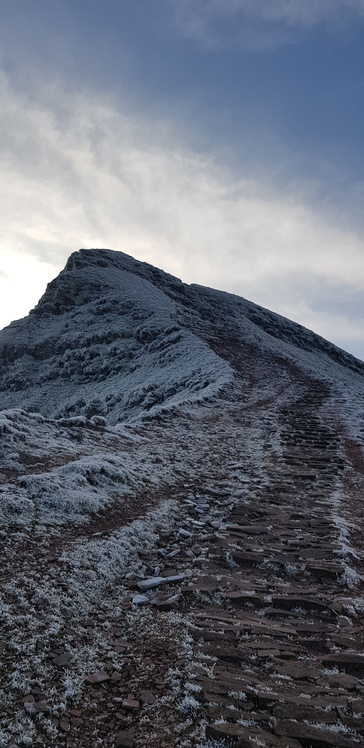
(116, 728), (135, 747)
(139, 689), (156, 704)
(322, 653), (364, 673)
(84, 671), (110, 684)
(53, 652), (72, 667)
(206, 723), (284, 747)
(272, 596), (331, 612)
(273, 703), (339, 724)
(317, 672), (360, 690)
(122, 698), (140, 710)
(273, 662), (322, 680)
(70, 718), (83, 727)
(274, 720), (360, 747)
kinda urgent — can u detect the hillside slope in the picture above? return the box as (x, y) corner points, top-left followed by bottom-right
(1, 249), (364, 748)
(0, 248), (363, 425)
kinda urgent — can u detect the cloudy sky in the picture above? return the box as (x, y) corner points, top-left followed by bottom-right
(1, 0), (364, 359)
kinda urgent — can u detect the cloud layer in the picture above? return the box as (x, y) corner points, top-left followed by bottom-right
(0, 70), (363, 359)
(168, 0), (364, 48)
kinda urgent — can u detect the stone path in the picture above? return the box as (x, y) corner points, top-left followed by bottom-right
(181, 381), (364, 747)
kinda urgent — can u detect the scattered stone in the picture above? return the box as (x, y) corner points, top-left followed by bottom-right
(84, 671), (110, 684)
(53, 652), (72, 667)
(186, 549), (196, 559)
(70, 718), (83, 727)
(155, 593), (181, 610)
(36, 701), (51, 714)
(163, 574), (185, 583)
(132, 594), (150, 605)
(122, 698), (140, 710)
(110, 672), (122, 682)
(137, 576), (167, 590)
(166, 548), (181, 558)
(139, 689), (156, 704)
(116, 728), (135, 747)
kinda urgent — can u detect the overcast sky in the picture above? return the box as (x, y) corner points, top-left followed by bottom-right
(1, 0), (364, 360)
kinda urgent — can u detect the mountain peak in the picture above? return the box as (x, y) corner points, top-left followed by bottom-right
(0, 248), (363, 425)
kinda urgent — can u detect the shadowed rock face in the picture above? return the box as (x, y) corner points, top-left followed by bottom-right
(0, 248), (363, 423)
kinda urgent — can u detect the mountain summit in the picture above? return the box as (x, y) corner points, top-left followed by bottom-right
(0, 248), (363, 423)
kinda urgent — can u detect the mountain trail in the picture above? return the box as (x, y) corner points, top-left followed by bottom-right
(1, 348), (364, 747)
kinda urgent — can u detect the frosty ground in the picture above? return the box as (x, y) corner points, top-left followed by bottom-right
(1, 249), (364, 747)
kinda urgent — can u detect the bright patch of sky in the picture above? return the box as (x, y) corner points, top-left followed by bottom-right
(0, 0), (363, 359)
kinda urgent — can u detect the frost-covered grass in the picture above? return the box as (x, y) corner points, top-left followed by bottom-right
(0, 498), (189, 745)
(7, 453), (142, 524)
(0, 407), (181, 525)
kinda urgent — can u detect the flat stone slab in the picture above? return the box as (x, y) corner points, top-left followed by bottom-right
(273, 703), (340, 724)
(137, 574), (184, 590)
(223, 591), (266, 607)
(307, 563), (342, 579)
(206, 722), (284, 747)
(274, 719), (360, 747)
(272, 596), (331, 612)
(273, 662), (322, 680)
(322, 652), (364, 673)
(226, 524), (270, 535)
(84, 671), (110, 684)
(122, 698), (140, 710)
(137, 576), (167, 590)
(316, 672), (361, 690)
(231, 551), (270, 566)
